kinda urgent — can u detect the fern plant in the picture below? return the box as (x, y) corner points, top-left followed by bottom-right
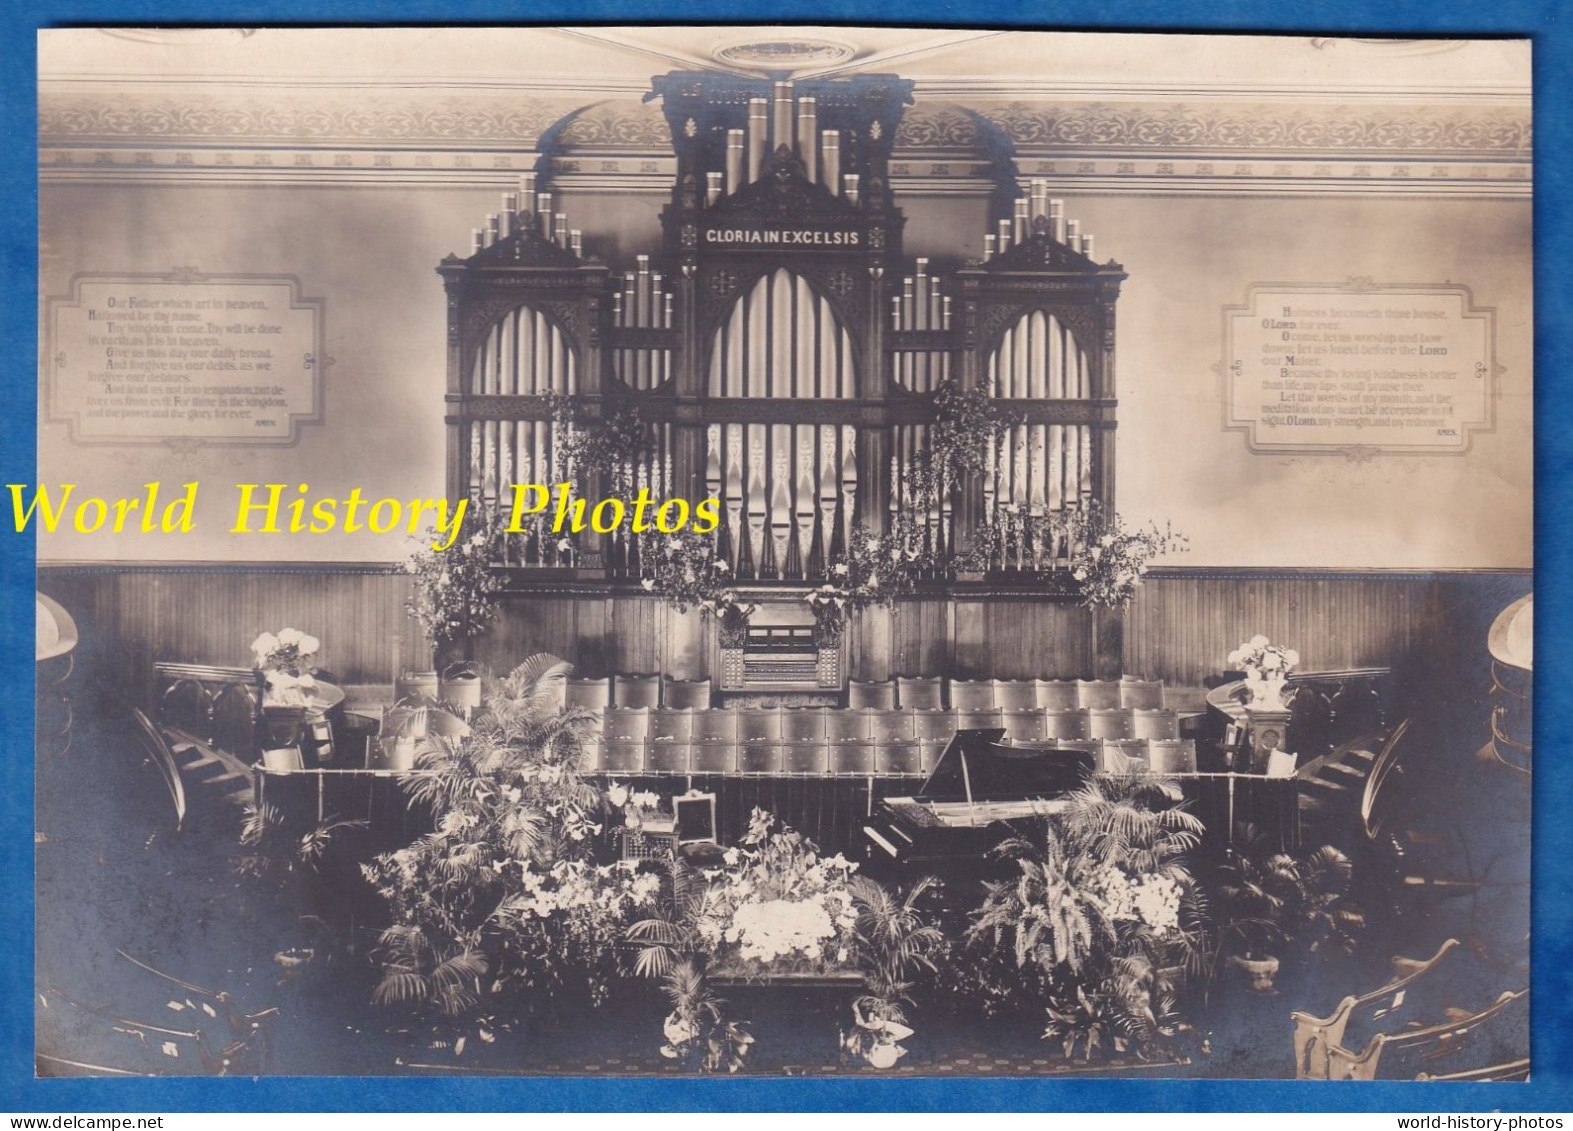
(237, 801), (366, 887)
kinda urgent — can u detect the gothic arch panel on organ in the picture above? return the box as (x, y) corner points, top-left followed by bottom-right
(988, 308), (1089, 400)
(703, 268), (859, 581)
(466, 302), (577, 507)
(984, 307), (1094, 525)
(707, 268), (858, 399)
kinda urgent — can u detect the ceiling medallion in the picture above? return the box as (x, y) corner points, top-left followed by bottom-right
(713, 38), (858, 72)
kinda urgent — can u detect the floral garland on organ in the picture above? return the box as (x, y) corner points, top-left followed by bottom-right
(909, 377), (1017, 505)
(545, 391), (653, 496)
(404, 507), (506, 655)
(1059, 501), (1187, 609)
(635, 529), (734, 615)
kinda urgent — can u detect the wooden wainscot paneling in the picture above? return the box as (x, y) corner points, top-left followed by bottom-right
(1121, 569), (1531, 691)
(37, 563), (418, 696)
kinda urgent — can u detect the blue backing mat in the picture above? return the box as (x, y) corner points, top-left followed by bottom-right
(4, 0), (1567, 1112)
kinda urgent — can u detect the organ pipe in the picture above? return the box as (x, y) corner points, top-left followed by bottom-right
(747, 98), (768, 183)
(798, 96), (818, 182)
(771, 82), (794, 151)
(725, 129), (744, 195)
(821, 130), (841, 192)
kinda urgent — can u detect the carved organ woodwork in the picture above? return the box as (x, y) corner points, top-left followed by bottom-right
(440, 71), (1125, 586)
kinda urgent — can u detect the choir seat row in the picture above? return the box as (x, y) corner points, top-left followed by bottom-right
(585, 705), (1179, 744)
(567, 675), (1167, 712)
(580, 727), (1196, 777)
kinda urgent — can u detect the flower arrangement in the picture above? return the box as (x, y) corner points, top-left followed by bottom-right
(709, 811), (863, 977)
(630, 809), (863, 980)
(1228, 635), (1300, 683)
(605, 782), (663, 831)
(404, 507), (505, 656)
(697, 589), (756, 648)
(1060, 501), (1187, 608)
(805, 584), (852, 647)
(250, 627), (321, 706)
(1228, 635), (1300, 710)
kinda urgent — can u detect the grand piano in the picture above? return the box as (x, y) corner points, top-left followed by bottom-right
(862, 729), (1095, 873)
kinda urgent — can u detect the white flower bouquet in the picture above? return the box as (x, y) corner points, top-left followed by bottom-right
(1227, 635), (1300, 683)
(250, 627), (321, 707)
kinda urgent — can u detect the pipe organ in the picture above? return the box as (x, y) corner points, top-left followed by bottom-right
(440, 72), (1125, 594)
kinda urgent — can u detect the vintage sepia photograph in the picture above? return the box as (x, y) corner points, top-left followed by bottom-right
(32, 26), (1532, 1081)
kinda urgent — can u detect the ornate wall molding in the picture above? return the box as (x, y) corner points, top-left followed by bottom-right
(896, 99), (1531, 159)
(39, 89), (589, 148)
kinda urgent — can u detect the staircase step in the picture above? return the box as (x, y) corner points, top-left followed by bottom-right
(1322, 762), (1368, 781)
(1303, 776), (1352, 793)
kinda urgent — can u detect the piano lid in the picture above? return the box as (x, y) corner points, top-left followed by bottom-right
(918, 728), (1096, 803)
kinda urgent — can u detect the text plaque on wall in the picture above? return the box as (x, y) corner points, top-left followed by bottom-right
(1223, 282), (1495, 455)
(45, 269), (324, 445)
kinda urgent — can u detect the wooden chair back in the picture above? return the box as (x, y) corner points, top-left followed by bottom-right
(848, 680), (896, 710)
(613, 674), (662, 709)
(896, 676), (944, 710)
(1034, 679), (1080, 709)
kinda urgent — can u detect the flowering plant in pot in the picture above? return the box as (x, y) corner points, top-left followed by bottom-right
(404, 507), (505, 671)
(250, 627), (322, 707)
(362, 656), (660, 1050)
(964, 776), (1210, 1064)
(805, 584), (852, 648)
(697, 589), (756, 649)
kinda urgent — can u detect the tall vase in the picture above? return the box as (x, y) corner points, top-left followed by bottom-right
(1244, 674), (1290, 712)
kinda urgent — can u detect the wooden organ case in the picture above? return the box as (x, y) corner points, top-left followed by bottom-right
(439, 71), (1128, 685)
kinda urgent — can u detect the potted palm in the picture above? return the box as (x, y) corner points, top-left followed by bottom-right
(1217, 825), (1365, 995)
(841, 875), (944, 1068)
